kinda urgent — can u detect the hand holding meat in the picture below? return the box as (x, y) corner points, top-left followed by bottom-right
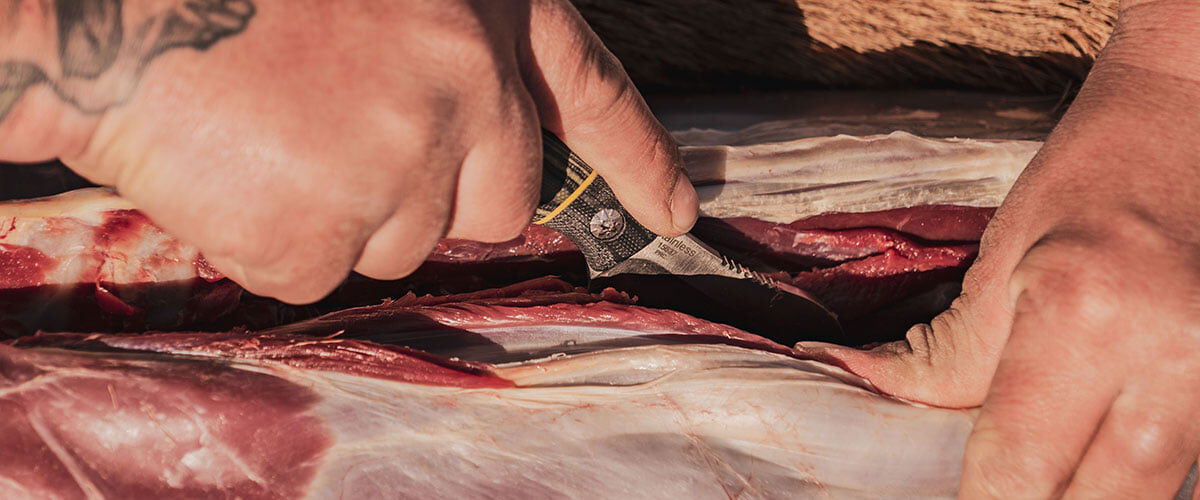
(0, 0), (698, 303)
(808, 2), (1200, 496)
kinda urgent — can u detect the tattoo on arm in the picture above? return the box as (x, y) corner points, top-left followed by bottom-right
(0, 0), (254, 120)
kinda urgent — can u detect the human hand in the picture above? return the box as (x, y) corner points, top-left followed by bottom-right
(800, 2), (1200, 496)
(0, 0), (698, 303)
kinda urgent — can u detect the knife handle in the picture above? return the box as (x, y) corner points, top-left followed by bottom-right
(535, 130), (657, 274)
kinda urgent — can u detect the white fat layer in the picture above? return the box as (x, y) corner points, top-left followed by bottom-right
(2, 133), (1037, 231)
(686, 132), (1039, 222)
(0, 188), (202, 285)
(255, 344), (977, 499)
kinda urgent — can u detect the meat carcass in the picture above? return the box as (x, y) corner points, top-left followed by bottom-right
(0, 189), (239, 337)
(2, 279), (976, 499)
(0, 132), (1038, 341)
(0, 127), (1040, 498)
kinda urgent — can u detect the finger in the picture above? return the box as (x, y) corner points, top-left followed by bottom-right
(80, 118), (384, 304)
(218, 205), (370, 305)
(959, 281), (1125, 498)
(122, 164), (371, 304)
(792, 290), (1010, 409)
(443, 84), (542, 242)
(353, 154), (459, 281)
(352, 203), (451, 281)
(1064, 383), (1200, 498)
(524, 0), (697, 236)
(790, 209), (1029, 408)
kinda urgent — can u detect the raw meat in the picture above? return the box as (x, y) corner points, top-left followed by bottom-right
(0, 123), (1056, 497)
(0, 189), (239, 337)
(0, 133), (1038, 341)
(1, 279), (976, 499)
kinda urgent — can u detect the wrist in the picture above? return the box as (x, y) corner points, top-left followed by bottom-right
(1109, 0), (1200, 83)
(1009, 0), (1200, 214)
(1013, 62), (1200, 224)
(1051, 0), (1200, 149)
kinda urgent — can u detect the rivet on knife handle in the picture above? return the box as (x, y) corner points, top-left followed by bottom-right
(535, 130), (657, 276)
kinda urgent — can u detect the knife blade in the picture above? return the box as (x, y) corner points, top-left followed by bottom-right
(535, 130), (843, 344)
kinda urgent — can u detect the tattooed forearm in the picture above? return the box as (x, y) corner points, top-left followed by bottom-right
(0, 0), (254, 120)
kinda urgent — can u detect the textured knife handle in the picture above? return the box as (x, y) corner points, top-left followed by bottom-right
(535, 130), (657, 274)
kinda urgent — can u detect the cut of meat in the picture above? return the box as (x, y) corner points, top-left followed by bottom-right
(704, 205), (995, 249)
(0, 189), (239, 337)
(0, 133), (1038, 342)
(0, 341), (975, 498)
(0, 110), (1051, 497)
(1, 278), (976, 499)
(691, 212), (985, 331)
(258, 277), (795, 363)
(682, 132), (1035, 221)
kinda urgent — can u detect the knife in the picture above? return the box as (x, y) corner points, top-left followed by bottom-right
(535, 130), (843, 344)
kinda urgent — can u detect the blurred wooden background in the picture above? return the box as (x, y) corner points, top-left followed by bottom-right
(575, 0), (1116, 93)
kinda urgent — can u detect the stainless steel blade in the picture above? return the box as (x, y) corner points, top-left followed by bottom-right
(537, 129), (842, 344)
(593, 234), (843, 344)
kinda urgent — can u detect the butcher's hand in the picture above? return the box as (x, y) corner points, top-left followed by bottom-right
(0, 0), (698, 303)
(802, 1), (1200, 497)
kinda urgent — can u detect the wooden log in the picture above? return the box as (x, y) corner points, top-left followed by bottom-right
(575, 0), (1117, 93)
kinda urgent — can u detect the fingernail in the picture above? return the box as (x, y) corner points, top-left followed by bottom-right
(670, 172), (699, 233)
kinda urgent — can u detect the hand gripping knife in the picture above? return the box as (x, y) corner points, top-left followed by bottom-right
(534, 131), (843, 344)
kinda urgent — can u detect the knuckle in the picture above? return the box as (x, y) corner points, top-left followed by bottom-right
(1091, 208), (1179, 258)
(902, 322), (939, 361)
(1109, 415), (1185, 473)
(426, 14), (496, 65)
(569, 74), (640, 132)
(213, 213), (363, 303)
(386, 115), (446, 171)
(1012, 239), (1123, 327)
(533, 0), (618, 85)
(544, 21), (638, 130)
(603, 126), (678, 192)
(572, 30), (627, 89)
(645, 136), (683, 182)
(426, 26), (509, 97)
(202, 214), (293, 271)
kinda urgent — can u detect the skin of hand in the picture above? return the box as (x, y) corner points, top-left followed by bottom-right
(0, 0), (699, 303)
(796, 1), (1200, 497)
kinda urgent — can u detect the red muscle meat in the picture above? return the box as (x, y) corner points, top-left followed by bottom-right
(0, 344), (332, 499)
(0, 190), (240, 336)
(0, 129), (1057, 498)
(0, 277), (983, 498)
(0, 132), (1036, 344)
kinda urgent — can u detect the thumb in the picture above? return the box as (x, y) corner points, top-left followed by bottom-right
(523, 0), (698, 236)
(794, 301), (998, 408)
(794, 250), (1019, 409)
